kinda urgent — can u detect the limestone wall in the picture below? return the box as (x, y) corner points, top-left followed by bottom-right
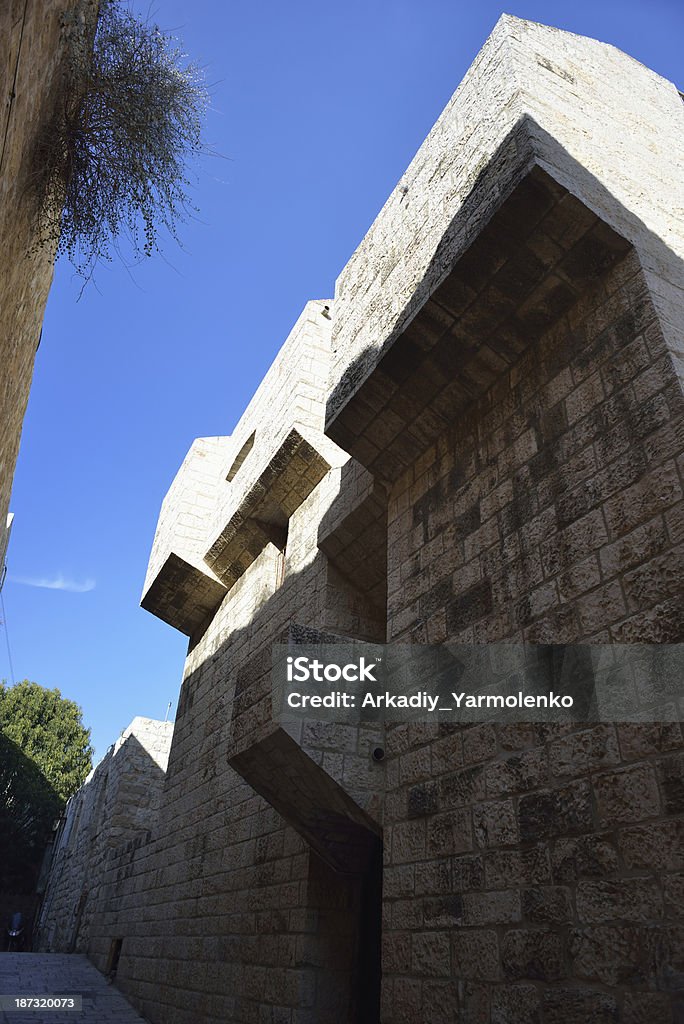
(385, 252), (682, 647)
(379, 251), (684, 1023)
(36, 718), (173, 955)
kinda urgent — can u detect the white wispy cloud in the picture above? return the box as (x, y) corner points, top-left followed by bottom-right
(10, 574), (96, 593)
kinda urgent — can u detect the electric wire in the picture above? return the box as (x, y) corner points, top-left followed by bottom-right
(0, 589), (16, 684)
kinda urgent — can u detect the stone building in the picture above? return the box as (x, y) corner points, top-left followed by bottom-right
(35, 717), (173, 956)
(40, 16), (684, 1024)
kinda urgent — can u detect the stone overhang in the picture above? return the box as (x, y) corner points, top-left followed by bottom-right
(141, 551), (228, 636)
(317, 461), (388, 613)
(204, 425), (342, 587)
(142, 300), (350, 632)
(227, 624), (384, 875)
(140, 436), (232, 635)
(326, 163), (631, 481)
(325, 14), (684, 477)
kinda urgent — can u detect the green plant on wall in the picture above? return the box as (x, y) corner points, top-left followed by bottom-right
(37, 0), (207, 277)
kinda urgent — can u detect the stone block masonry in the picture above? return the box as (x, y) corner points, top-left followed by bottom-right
(35, 718), (173, 956)
(39, 15), (684, 1024)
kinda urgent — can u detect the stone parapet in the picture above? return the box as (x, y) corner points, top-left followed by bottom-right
(326, 15), (684, 449)
(36, 718), (173, 954)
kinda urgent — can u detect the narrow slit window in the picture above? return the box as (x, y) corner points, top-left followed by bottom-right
(106, 937), (123, 979)
(275, 522), (289, 588)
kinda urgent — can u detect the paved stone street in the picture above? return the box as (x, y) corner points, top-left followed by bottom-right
(0, 956), (146, 1023)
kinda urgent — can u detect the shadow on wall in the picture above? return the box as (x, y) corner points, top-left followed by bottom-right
(85, 543), (385, 1024)
(36, 730), (169, 956)
(0, 733), (63, 949)
(326, 115), (684, 520)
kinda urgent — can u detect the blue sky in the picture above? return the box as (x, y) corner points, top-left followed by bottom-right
(4, 0), (683, 762)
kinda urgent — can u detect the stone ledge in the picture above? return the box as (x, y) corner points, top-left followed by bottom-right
(204, 426), (338, 586)
(140, 436), (232, 634)
(227, 625), (384, 872)
(229, 726), (381, 875)
(318, 465), (388, 609)
(140, 552), (227, 636)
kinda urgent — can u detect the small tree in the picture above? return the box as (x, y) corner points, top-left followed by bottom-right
(0, 681), (93, 891)
(37, 0), (207, 277)
(0, 734), (63, 892)
(0, 681), (93, 803)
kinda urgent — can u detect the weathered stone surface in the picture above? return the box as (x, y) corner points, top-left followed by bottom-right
(548, 725), (620, 777)
(485, 749), (547, 796)
(439, 765), (486, 806)
(411, 930), (450, 978)
(656, 753), (684, 814)
(594, 764), (661, 825)
(501, 929), (566, 981)
(622, 991), (674, 1024)
(576, 879), (662, 924)
(451, 929), (501, 981)
(569, 923), (654, 987)
(620, 820), (684, 871)
(473, 798), (519, 848)
(426, 808), (473, 856)
(486, 847), (552, 888)
(664, 873), (684, 918)
(460, 891), (522, 927)
(618, 721), (683, 762)
(491, 983), (540, 1024)
(522, 885), (573, 924)
(518, 781), (593, 842)
(551, 833), (620, 882)
(543, 986), (619, 1024)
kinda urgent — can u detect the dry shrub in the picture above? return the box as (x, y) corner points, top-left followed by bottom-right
(37, 0), (207, 277)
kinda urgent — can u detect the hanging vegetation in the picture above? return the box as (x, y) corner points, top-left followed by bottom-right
(36, 0), (208, 277)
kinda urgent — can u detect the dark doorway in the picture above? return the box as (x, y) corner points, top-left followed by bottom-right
(354, 837), (383, 1023)
(307, 835), (383, 1024)
(106, 937), (123, 979)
